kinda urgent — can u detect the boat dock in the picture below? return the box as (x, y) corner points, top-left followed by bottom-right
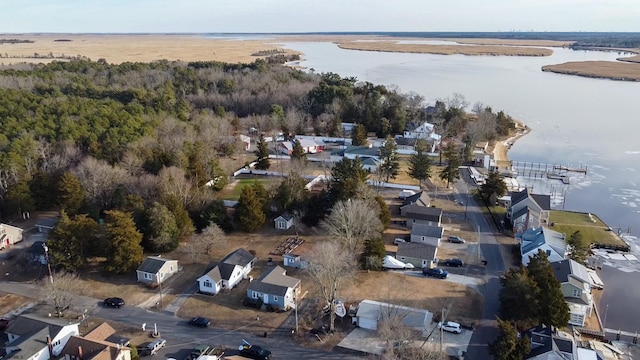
(510, 161), (588, 184)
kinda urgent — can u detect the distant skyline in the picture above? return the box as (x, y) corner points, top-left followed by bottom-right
(0, 0), (639, 33)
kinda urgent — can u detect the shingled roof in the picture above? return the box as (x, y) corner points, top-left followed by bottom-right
(247, 266), (300, 297)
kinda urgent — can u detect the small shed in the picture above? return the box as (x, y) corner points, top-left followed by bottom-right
(0, 223), (23, 250)
(353, 299), (432, 333)
(274, 213), (294, 230)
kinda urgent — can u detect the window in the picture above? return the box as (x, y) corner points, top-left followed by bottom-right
(273, 296), (278, 302)
(144, 273), (152, 280)
(572, 289), (581, 297)
(204, 280), (212, 288)
(545, 250), (551, 256)
(252, 291), (258, 299)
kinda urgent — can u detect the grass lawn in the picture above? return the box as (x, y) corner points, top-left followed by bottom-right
(218, 176), (281, 200)
(549, 210), (627, 247)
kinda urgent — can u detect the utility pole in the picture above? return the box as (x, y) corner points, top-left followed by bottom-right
(294, 293), (299, 334)
(43, 243), (54, 284)
(440, 307), (446, 353)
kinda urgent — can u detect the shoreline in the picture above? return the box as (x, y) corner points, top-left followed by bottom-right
(542, 61), (640, 82)
(491, 122), (530, 168)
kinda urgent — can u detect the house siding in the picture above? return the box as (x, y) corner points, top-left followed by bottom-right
(396, 255), (434, 269)
(197, 275), (222, 294)
(409, 234), (440, 247)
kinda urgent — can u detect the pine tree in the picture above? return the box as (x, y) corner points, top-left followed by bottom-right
(480, 170), (508, 202)
(103, 210), (144, 274)
(290, 139), (307, 162)
(526, 250), (571, 327)
(234, 186), (266, 232)
(330, 157), (369, 201)
(145, 202), (180, 253)
(361, 237), (386, 270)
(56, 172), (85, 215)
(439, 142), (462, 187)
(498, 267), (541, 328)
(254, 135), (271, 170)
(351, 123), (368, 146)
(488, 318), (531, 360)
(407, 139), (431, 187)
(374, 196), (391, 230)
(378, 136), (400, 182)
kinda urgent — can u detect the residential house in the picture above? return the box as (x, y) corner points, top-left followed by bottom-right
(523, 324), (603, 359)
(352, 299), (433, 334)
(517, 227), (567, 266)
(409, 223), (444, 247)
(402, 204), (442, 229)
(247, 265), (300, 310)
(551, 259), (596, 326)
(283, 253), (310, 269)
(396, 242), (438, 269)
(3, 313), (80, 360)
(343, 146), (380, 161)
(402, 191), (431, 208)
(136, 256), (179, 285)
(197, 248), (255, 295)
(360, 157), (381, 172)
(274, 213), (294, 230)
(341, 122), (356, 135)
(277, 138), (321, 155)
(0, 223), (23, 250)
(403, 121), (435, 140)
(60, 323), (131, 360)
(508, 189), (551, 233)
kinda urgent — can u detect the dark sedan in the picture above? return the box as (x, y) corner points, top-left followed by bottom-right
(422, 267), (448, 279)
(103, 297), (125, 308)
(240, 344), (271, 360)
(442, 258), (464, 267)
(188, 317), (211, 328)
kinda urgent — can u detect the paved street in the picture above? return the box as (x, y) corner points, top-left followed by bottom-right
(0, 282), (364, 360)
(454, 169), (508, 360)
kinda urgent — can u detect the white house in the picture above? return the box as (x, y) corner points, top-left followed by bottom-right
(402, 205), (443, 229)
(410, 223), (444, 247)
(403, 121), (435, 140)
(517, 227), (567, 266)
(239, 134), (251, 151)
(396, 242), (438, 269)
(343, 145), (380, 161)
(352, 299), (433, 334)
(197, 248), (255, 295)
(274, 213), (294, 230)
(136, 256), (179, 285)
(0, 223), (23, 250)
(4, 314), (80, 360)
(277, 139), (321, 155)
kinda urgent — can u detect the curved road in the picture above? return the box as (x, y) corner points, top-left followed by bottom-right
(454, 170), (507, 360)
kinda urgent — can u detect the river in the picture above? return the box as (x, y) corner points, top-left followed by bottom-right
(281, 40), (640, 333)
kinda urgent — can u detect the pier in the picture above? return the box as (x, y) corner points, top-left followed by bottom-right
(510, 161), (588, 184)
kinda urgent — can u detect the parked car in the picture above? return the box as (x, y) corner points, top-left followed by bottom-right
(438, 321), (462, 334)
(146, 339), (166, 356)
(448, 236), (465, 244)
(393, 238), (406, 245)
(442, 258), (464, 267)
(188, 317), (211, 328)
(239, 341), (271, 360)
(422, 267), (448, 279)
(103, 297), (125, 308)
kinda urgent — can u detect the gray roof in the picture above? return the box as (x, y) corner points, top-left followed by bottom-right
(551, 259), (592, 285)
(361, 157), (380, 166)
(136, 256), (171, 274)
(247, 266), (300, 297)
(344, 146), (380, 158)
(403, 205), (442, 222)
(513, 206), (529, 219)
(218, 263), (240, 281)
(355, 299), (432, 329)
(525, 324), (575, 359)
(531, 194), (551, 210)
(411, 223), (444, 238)
(511, 188), (530, 205)
(275, 213), (294, 222)
(221, 248), (255, 267)
(518, 227), (566, 256)
(5, 314), (78, 355)
(403, 191), (431, 207)
(396, 242), (437, 261)
(201, 266), (222, 283)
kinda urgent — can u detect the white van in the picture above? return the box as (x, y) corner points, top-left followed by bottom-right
(394, 238), (406, 245)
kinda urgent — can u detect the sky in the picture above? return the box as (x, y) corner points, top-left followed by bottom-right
(0, 0), (638, 33)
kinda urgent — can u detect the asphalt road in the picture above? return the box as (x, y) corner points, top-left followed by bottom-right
(0, 282), (364, 360)
(454, 169), (508, 360)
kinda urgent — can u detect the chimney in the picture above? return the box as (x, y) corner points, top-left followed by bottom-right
(46, 336), (53, 357)
(78, 345), (83, 359)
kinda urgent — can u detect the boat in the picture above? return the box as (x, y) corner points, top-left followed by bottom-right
(382, 255), (415, 270)
(335, 300), (347, 318)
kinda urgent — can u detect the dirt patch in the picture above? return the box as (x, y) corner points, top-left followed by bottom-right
(0, 293), (34, 318)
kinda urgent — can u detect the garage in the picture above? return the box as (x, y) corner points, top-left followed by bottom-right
(352, 299), (432, 333)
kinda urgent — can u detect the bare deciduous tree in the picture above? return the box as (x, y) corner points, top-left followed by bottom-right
(183, 224), (227, 264)
(158, 166), (193, 206)
(306, 242), (355, 332)
(39, 272), (86, 317)
(73, 156), (129, 208)
(322, 199), (383, 256)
